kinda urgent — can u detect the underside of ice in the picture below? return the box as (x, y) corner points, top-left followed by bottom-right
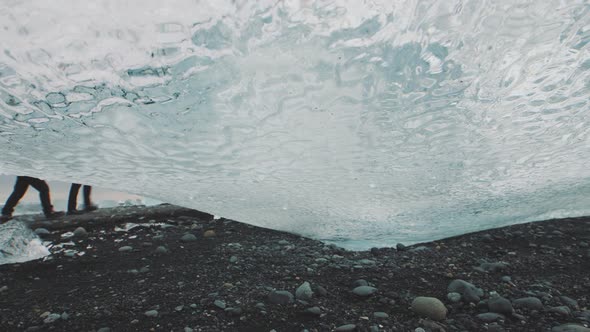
(0, 0), (589, 249)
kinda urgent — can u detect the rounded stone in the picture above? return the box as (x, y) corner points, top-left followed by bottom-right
(203, 230), (216, 237)
(352, 286), (377, 297)
(489, 296), (513, 315)
(447, 292), (461, 303)
(513, 297), (543, 311)
(335, 324), (356, 331)
(144, 310), (158, 317)
(296, 281), (313, 301)
(181, 233), (197, 242)
(447, 279), (483, 303)
(268, 290), (294, 305)
(118, 246), (133, 252)
(411, 296), (447, 321)
(73, 227), (87, 238)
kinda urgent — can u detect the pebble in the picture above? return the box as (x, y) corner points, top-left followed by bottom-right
(513, 297), (543, 310)
(335, 324), (356, 331)
(181, 233), (197, 242)
(184, 328), (194, 332)
(411, 296), (447, 321)
(560, 296), (580, 310)
(229, 256), (238, 263)
(551, 324), (590, 332)
(447, 279), (483, 303)
(296, 281), (313, 301)
(316, 285), (328, 297)
(118, 246), (133, 252)
(476, 312), (505, 322)
(97, 328), (110, 332)
(352, 286), (377, 297)
(268, 290), (294, 305)
(73, 227), (88, 238)
(373, 312), (389, 319)
(476, 262), (509, 273)
(549, 306), (571, 317)
(43, 313), (61, 324)
(447, 292), (461, 303)
(154, 246), (168, 254)
(214, 300), (226, 309)
(305, 306), (321, 316)
(489, 295), (513, 315)
(144, 310), (158, 317)
(203, 230), (216, 237)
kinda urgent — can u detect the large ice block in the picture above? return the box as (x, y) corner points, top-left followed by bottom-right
(0, 0), (589, 249)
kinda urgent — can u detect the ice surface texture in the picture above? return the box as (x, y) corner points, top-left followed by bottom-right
(1, 0), (589, 249)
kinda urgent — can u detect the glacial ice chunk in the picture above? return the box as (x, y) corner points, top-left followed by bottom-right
(1, 0), (590, 249)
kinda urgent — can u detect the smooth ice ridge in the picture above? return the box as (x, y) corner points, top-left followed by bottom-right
(1, 1), (590, 249)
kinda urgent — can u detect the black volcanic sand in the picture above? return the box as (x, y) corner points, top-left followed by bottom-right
(0, 205), (589, 332)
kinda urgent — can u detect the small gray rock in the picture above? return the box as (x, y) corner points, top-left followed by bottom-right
(352, 286), (377, 297)
(411, 296), (447, 321)
(296, 281), (313, 301)
(373, 312), (389, 319)
(43, 313), (61, 324)
(447, 292), (461, 303)
(214, 300), (226, 309)
(476, 261), (509, 273)
(489, 295), (513, 315)
(184, 328), (194, 332)
(118, 246), (133, 252)
(154, 246), (168, 254)
(513, 297), (543, 311)
(97, 328), (111, 332)
(560, 296), (580, 310)
(476, 313), (505, 323)
(181, 233), (197, 242)
(268, 290), (294, 305)
(448, 279), (483, 303)
(316, 285), (327, 297)
(305, 306), (321, 315)
(229, 256), (238, 263)
(396, 243), (407, 251)
(73, 227), (87, 238)
(551, 324), (590, 332)
(550, 306), (571, 317)
(335, 324), (356, 331)
(144, 310), (158, 317)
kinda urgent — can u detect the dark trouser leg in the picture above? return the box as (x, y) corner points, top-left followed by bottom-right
(27, 177), (53, 215)
(83, 185), (92, 207)
(1, 177), (30, 216)
(68, 183), (82, 212)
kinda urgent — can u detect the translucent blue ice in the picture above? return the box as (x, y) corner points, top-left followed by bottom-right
(0, 0), (589, 249)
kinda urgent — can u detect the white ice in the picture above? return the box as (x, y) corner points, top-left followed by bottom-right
(0, 0), (589, 250)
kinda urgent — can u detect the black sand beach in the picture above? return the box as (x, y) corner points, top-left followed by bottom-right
(0, 205), (588, 331)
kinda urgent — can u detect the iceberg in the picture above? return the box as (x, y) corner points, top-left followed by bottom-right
(0, 0), (589, 249)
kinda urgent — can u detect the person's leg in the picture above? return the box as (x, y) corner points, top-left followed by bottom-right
(68, 183), (82, 212)
(83, 185), (92, 207)
(27, 177), (54, 215)
(1, 176), (30, 216)
(83, 185), (98, 211)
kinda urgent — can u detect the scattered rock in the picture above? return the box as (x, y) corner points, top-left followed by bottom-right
(97, 328), (110, 332)
(268, 290), (294, 305)
(352, 286), (377, 297)
(154, 246), (168, 254)
(316, 285), (328, 297)
(373, 312), (389, 319)
(411, 296), (447, 321)
(550, 306), (571, 317)
(447, 292), (461, 303)
(144, 310), (158, 317)
(489, 294), (513, 315)
(353, 279), (368, 287)
(43, 313), (61, 324)
(475, 261), (509, 273)
(229, 256), (238, 263)
(73, 227), (88, 238)
(181, 233), (197, 242)
(560, 296), (580, 310)
(447, 279), (483, 303)
(477, 313), (505, 323)
(296, 281), (313, 301)
(305, 307), (321, 316)
(551, 324), (590, 332)
(203, 230), (216, 238)
(513, 297), (543, 311)
(396, 243), (408, 251)
(118, 246), (133, 252)
(214, 300), (226, 309)
(335, 324), (356, 331)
